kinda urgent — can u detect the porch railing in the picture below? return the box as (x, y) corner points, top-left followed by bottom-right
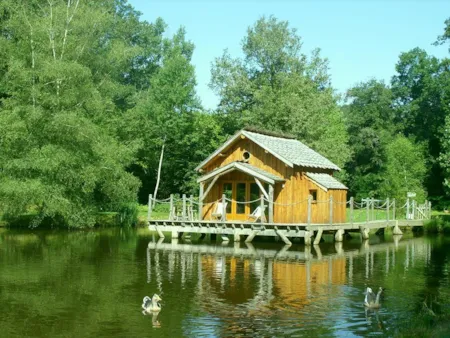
(147, 194), (432, 224)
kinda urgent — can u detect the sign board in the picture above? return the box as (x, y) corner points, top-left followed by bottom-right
(407, 192), (416, 198)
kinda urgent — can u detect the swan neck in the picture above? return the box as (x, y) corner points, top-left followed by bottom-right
(375, 290), (382, 304)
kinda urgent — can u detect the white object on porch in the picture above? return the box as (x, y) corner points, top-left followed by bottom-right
(211, 202), (227, 220)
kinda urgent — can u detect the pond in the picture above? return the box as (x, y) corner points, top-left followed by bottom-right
(0, 228), (449, 337)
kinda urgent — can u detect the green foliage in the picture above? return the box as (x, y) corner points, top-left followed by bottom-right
(0, 0), (147, 227)
(424, 216), (450, 234)
(391, 48), (450, 202)
(344, 80), (395, 198)
(439, 114), (450, 198)
(380, 135), (427, 205)
(116, 202), (139, 228)
(210, 16), (349, 168)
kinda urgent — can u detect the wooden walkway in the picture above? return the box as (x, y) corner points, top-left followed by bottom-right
(148, 218), (425, 246)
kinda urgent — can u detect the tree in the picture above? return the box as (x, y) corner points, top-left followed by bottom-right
(210, 16), (349, 168)
(344, 80), (395, 198)
(435, 17), (450, 51)
(380, 135), (427, 205)
(391, 48), (450, 202)
(0, 0), (154, 227)
(125, 26), (206, 200)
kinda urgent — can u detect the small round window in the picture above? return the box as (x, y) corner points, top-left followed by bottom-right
(242, 151), (251, 162)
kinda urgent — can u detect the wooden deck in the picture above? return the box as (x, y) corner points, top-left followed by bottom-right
(148, 218), (425, 245)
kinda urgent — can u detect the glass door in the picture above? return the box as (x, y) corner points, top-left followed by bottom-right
(221, 181), (269, 221)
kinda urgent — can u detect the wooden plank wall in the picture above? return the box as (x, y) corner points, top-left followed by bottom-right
(201, 138), (347, 223)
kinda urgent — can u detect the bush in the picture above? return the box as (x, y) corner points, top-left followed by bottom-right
(424, 216), (450, 234)
(116, 202), (139, 228)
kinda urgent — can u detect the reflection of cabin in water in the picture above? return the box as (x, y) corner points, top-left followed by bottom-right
(196, 128), (348, 223)
(200, 255), (346, 309)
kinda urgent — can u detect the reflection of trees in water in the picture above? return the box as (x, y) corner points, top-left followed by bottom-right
(416, 237), (450, 317)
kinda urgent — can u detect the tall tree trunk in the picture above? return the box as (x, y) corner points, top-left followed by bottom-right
(153, 136), (166, 207)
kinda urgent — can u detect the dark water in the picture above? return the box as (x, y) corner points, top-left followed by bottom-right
(1, 228), (449, 337)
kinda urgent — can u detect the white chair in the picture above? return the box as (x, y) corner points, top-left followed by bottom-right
(247, 206), (266, 222)
(211, 202), (227, 220)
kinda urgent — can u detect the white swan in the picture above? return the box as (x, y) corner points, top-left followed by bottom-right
(142, 294), (162, 313)
(364, 287), (383, 309)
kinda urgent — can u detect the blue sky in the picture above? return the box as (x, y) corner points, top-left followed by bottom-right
(128, 0), (450, 110)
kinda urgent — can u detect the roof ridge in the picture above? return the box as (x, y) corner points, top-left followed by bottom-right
(243, 127), (297, 140)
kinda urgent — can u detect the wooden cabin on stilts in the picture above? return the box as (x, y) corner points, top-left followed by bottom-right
(148, 128), (429, 245)
(196, 128), (348, 224)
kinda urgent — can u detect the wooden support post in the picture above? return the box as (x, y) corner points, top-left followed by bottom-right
(182, 194), (186, 221)
(155, 225), (165, 238)
(171, 229), (178, 239)
(222, 194), (226, 221)
(329, 195), (333, 225)
(268, 184), (274, 223)
(260, 194), (266, 223)
(304, 231), (312, 246)
(313, 228), (323, 245)
(234, 232), (241, 242)
(386, 197), (390, 222)
(147, 194), (153, 221)
(307, 195), (312, 225)
(275, 229), (292, 246)
(169, 194), (174, 220)
(245, 231), (258, 243)
(393, 220), (403, 235)
(406, 198), (410, 220)
(199, 183), (204, 220)
(360, 226), (370, 240)
(334, 229), (344, 242)
(350, 197), (354, 225)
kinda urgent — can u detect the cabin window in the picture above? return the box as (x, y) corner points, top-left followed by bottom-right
(242, 151), (251, 162)
(223, 183), (232, 213)
(309, 189), (317, 203)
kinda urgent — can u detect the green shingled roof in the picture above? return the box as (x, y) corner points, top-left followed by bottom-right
(196, 129), (341, 172)
(306, 172), (348, 191)
(243, 130), (340, 171)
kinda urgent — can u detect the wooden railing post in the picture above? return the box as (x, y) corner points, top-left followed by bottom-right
(222, 194), (226, 221)
(392, 198), (396, 220)
(386, 198), (390, 222)
(169, 194), (174, 220)
(307, 195), (312, 225)
(329, 195), (333, 225)
(260, 194), (266, 223)
(406, 198), (410, 220)
(371, 198), (375, 221)
(350, 197), (354, 225)
(190, 194), (194, 220)
(199, 183), (204, 221)
(182, 194), (186, 221)
(366, 198), (370, 223)
(268, 184), (274, 223)
(148, 194), (153, 221)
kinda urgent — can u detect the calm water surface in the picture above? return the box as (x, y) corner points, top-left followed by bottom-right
(1, 228), (449, 337)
